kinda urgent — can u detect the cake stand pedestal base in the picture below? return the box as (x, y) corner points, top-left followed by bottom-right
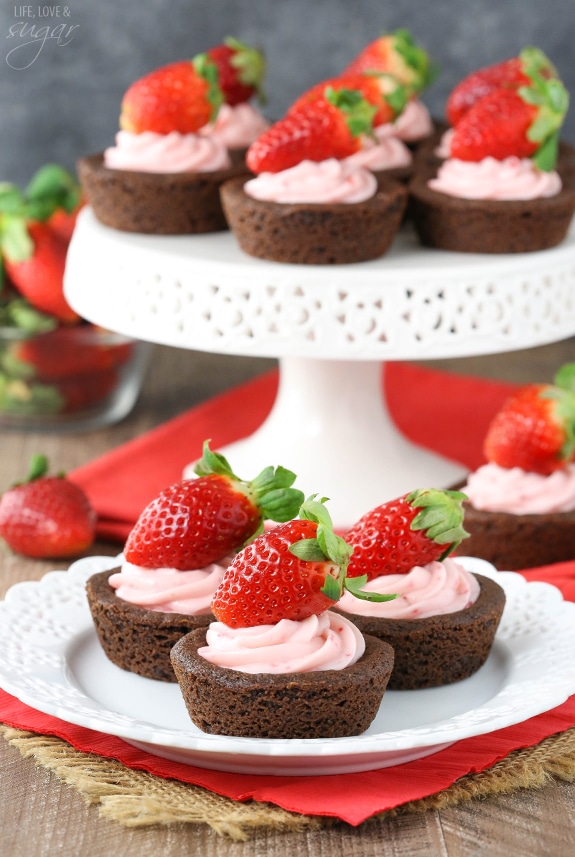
(183, 357), (468, 529)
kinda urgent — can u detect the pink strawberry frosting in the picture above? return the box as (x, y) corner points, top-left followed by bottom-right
(344, 137), (412, 171)
(103, 130), (232, 173)
(434, 127), (454, 159)
(463, 462), (575, 514)
(197, 610), (365, 674)
(428, 156), (562, 200)
(108, 560), (230, 614)
(336, 558), (480, 619)
(376, 99), (434, 142)
(243, 158), (377, 203)
(199, 103), (270, 149)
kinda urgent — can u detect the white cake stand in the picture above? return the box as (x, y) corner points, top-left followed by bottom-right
(64, 209), (575, 528)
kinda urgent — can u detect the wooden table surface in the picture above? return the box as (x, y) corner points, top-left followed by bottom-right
(2, 342), (575, 857)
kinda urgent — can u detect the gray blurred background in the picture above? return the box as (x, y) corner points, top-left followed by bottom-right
(1, 0), (574, 187)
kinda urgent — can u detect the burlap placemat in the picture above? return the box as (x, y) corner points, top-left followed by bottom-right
(3, 725), (575, 841)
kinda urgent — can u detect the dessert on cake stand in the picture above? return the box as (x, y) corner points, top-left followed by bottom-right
(65, 209), (575, 528)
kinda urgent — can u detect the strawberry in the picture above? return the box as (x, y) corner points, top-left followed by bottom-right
(123, 440), (305, 570)
(47, 202), (83, 243)
(343, 28), (436, 96)
(0, 454), (96, 558)
(288, 72), (407, 127)
(120, 57), (224, 135)
(4, 327), (132, 381)
(211, 496), (394, 628)
(246, 88), (377, 174)
(57, 369), (119, 413)
(449, 68), (569, 170)
(345, 488), (469, 580)
(446, 47), (557, 127)
(202, 36), (266, 106)
(483, 364), (575, 475)
(0, 165), (83, 324)
(1, 221), (80, 324)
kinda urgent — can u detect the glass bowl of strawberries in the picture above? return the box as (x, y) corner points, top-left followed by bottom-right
(0, 164), (150, 431)
(0, 302), (151, 431)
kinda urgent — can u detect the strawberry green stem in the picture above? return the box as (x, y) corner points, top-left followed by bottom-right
(390, 28), (438, 92)
(193, 439), (304, 525)
(192, 54), (225, 121)
(518, 67), (569, 171)
(293, 496), (397, 604)
(325, 87), (377, 137)
(406, 488), (469, 556)
(27, 453), (49, 481)
(224, 36), (267, 102)
(539, 378), (575, 461)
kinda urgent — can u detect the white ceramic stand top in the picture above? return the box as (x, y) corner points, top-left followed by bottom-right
(64, 209), (575, 528)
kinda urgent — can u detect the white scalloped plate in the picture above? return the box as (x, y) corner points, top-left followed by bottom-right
(1, 555), (574, 776)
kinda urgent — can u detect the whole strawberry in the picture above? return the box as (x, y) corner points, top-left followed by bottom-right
(483, 364), (575, 475)
(119, 58), (224, 135)
(345, 488), (469, 580)
(450, 68), (569, 171)
(123, 441), (305, 570)
(343, 28), (435, 96)
(446, 47), (557, 127)
(288, 72), (407, 127)
(2, 221), (80, 324)
(211, 496), (394, 628)
(0, 455), (96, 558)
(246, 87), (377, 174)
(202, 36), (266, 105)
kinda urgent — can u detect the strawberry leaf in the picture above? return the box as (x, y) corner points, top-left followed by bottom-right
(0, 215), (34, 263)
(519, 46), (557, 79)
(224, 35), (267, 100)
(25, 164), (81, 216)
(27, 453), (49, 481)
(343, 574), (398, 602)
(192, 54), (225, 120)
(392, 27), (437, 90)
(193, 439), (237, 479)
(289, 538), (328, 562)
(0, 297), (57, 333)
(325, 87), (377, 138)
(532, 131), (559, 171)
(321, 573), (344, 602)
(406, 488), (469, 550)
(0, 184), (27, 216)
(554, 362), (575, 392)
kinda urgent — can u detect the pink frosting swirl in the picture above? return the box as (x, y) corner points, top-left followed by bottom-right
(337, 559), (480, 619)
(197, 611), (365, 674)
(108, 560), (229, 614)
(103, 130), (232, 173)
(199, 103), (270, 149)
(344, 137), (412, 171)
(464, 462), (575, 514)
(243, 158), (377, 203)
(428, 156), (562, 200)
(434, 127), (454, 159)
(376, 99), (434, 142)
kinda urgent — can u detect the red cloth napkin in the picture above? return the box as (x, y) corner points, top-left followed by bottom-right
(70, 362), (516, 542)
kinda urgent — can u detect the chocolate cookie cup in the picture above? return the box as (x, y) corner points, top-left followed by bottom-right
(77, 153), (249, 235)
(86, 569), (213, 682)
(335, 574), (505, 690)
(408, 171), (575, 254)
(171, 628), (395, 738)
(220, 175), (408, 264)
(451, 482), (575, 571)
